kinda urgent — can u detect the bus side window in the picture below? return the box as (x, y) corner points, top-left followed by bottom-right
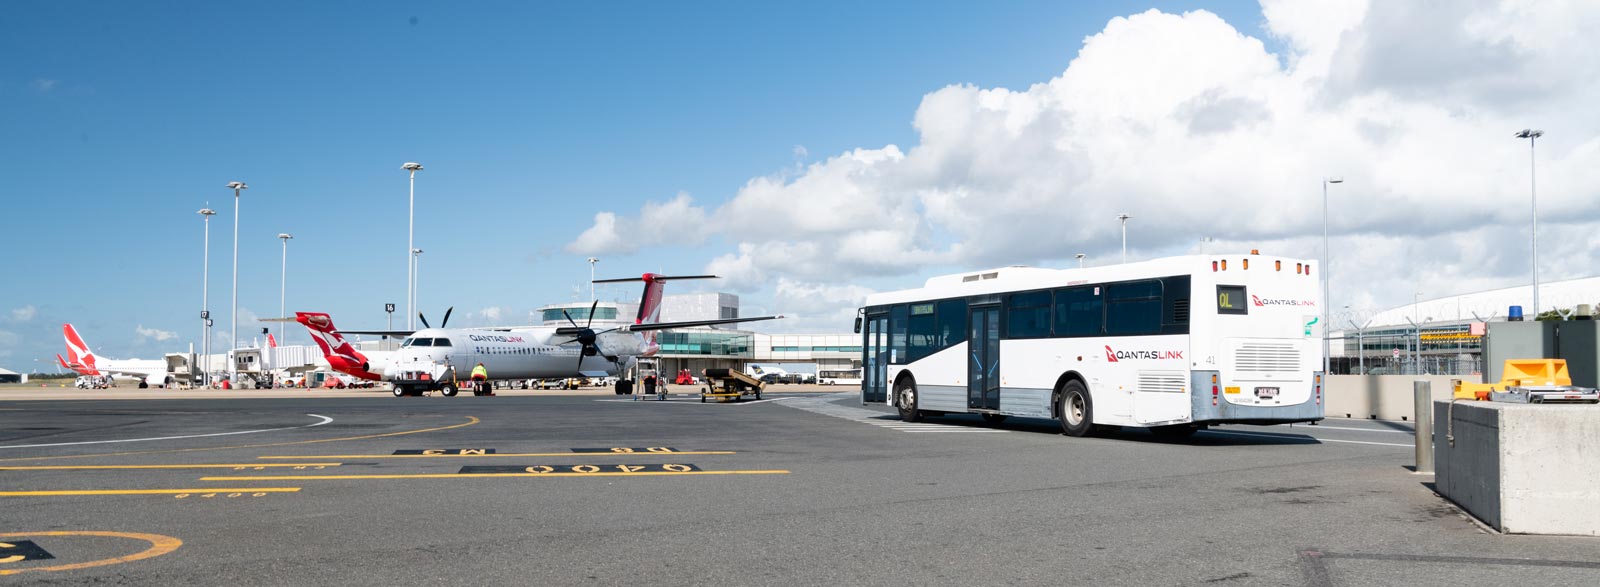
(889, 305), (909, 364)
(1053, 286), (1103, 337)
(908, 303), (937, 362)
(936, 299), (967, 349)
(1105, 280), (1163, 335)
(1004, 291), (1052, 338)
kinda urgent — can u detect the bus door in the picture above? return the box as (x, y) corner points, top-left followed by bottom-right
(968, 305), (1000, 410)
(862, 313), (889, 403)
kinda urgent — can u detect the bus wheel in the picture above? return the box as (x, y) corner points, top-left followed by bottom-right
(1058, 380), (1093, 437)
(1151, 424), (1198, 439)
(895, 379), (922, 423)
(440, 383), (458, 397)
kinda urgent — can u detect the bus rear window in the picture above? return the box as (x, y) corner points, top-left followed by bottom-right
(1217, 285), (1247, 315)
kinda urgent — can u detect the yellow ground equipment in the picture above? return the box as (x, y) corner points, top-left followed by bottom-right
(1454, 359), (1600, 403)
(700, 369), (765, 403)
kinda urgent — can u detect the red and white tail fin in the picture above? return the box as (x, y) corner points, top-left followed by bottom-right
(62, 324), (101, 375)
(636, 273), (667, 326)
(294, 312), (380, 380)
(267, 333), (277, 348)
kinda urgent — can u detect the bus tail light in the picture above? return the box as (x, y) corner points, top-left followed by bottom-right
(1242, 258), (1249, 270)
(1296, 263), (1303, 274)
(1314, 373), (1323, 405)
(1275, 260), (1282, 271)
(1220, 260), (1227, 271)
(1212, 261), (1218, 272)
(1211, 373), (1219, 406)
(1306, 264), (1312, 277)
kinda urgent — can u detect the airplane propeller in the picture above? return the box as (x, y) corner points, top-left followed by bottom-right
(553, 300), (620, 371)
(417, 306), (454, 329)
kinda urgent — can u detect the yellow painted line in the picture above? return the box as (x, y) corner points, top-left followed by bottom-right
(0, 463), (341, 470)
(0, 416), (479, 463)
(257, 452), (734, 459)
(0, 488), (301, 497)
(201, 470), (790, 481)
(0, 530), (182, 576)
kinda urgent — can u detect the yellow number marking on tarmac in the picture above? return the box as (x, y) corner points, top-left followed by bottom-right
(0, 488), (301, 497)
(256, 451), (733, 459)
(0, 463), (341, 471)
(0, 531), (181, 576)
(0, 416), (479, 464)
(200, 470), (789, 481)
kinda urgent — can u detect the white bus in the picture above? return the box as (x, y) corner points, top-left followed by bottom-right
(856, 253), (1324, 438)
(818, 368), (863, 386)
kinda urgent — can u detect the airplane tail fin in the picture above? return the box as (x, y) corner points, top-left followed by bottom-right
(294, 312), (374, 377)
(592, 273), (719, 326)
(62, 324), (101, 375)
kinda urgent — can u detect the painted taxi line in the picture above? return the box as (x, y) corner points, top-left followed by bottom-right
(256, 447), (735, 459)
(0, 463), (340, 470)
(0, 531), (182, 576)
(199, 468), (790, 481)
(0, 487), (302, 497)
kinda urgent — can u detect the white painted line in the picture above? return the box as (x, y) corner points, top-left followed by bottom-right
(1205, 429), (1412, 447)
(901, 429), (1008, 433)
(0, 414), (335, 449)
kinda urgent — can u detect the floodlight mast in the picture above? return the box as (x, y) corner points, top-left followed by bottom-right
(402, 162), (423, 330)
(226, 181), (247, 385)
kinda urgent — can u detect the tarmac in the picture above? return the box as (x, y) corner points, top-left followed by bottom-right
(1, 388), (1596, 586)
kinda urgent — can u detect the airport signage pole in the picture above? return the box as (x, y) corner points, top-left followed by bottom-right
(1515, 130), (1542, 316)
(227, 181), (248, 386)
(385, 303), (395, 350)
(278, 233), (293, 346)
(402, 162), (423, 330)
(198, 206), (216, 385)
(1322, 178), (1342, 375)
(1116, 213), (1132, 263)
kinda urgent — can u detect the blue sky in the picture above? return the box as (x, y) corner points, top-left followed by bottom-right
(2, 0), (1270, 365)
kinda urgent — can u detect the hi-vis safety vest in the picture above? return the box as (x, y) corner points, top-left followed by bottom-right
(471, 365), (488, 380)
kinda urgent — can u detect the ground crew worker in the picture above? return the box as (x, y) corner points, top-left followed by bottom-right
(471, 363), (492, 396)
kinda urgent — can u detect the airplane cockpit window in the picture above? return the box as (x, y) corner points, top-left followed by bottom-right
(413, 338), (434, 347)
(401, 337), (415, 347)
(433, 338), (452, 347)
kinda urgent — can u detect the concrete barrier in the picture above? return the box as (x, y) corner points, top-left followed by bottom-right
(1324, 374), (1476, 421)
(1433, 400), (1600, 536)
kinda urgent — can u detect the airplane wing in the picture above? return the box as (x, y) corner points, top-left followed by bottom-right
(616, 315), (783, 332)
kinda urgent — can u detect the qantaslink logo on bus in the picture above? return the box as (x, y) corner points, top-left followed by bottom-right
(1104, 345), (1184, 362)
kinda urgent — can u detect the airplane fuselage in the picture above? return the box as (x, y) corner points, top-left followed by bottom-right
(375, 326), (649, 382)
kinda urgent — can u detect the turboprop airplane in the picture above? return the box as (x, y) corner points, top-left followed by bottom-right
(56, 324), (172, 388)
(285, 274), (781, 397)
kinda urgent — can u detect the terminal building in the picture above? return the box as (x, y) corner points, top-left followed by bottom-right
(1329, 276), (1600, 376)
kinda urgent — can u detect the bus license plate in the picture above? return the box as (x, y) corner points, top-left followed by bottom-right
(1255, 386), (1279, 399)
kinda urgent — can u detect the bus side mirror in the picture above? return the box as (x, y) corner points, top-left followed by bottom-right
(853, 316), (862, 334)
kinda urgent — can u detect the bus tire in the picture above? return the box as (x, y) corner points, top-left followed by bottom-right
(895, 378), (922, 423)
(440, 383), (458, 397)
(1058, 380), (1093, 437)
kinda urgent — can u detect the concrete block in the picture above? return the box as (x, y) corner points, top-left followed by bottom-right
(1325, 375), (1471, 421)
(1434, 400), (1600, 536)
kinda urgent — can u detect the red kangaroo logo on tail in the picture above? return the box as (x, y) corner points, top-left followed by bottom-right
(62, 324), (101, 375)
(295, 312), (380, 380)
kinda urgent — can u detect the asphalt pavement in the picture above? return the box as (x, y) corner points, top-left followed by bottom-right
(1, 391), (1596, 586)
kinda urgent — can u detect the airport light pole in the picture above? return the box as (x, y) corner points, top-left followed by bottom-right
(1075, 253), (1086, 268)
(588, 257), (599, 302)
(278, 233), (294, 345)
(402, 162), (423, 330)
(1515, 130), (1543, 317)
(227, 181), (247, 386)
(198, 206), (216, 385)
(412, 248), (423, 324)
(1116, 213), (1132, 263)
(1322, 177), (1342, 376)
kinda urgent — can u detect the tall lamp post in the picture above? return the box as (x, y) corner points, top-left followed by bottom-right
(587, 257), (599, 302)
(412, 248), (423, 324)
(277, 233), (294, 345)
(198, 206), (216, 385)
(402, 162), (424, 329)
(1075, 253), (1086, 268)
(1116, 213), (1132, 263)
(1322, 177), (1342, 375)
(226, 181), (247, 385)
(1515, 130), (1543, 317)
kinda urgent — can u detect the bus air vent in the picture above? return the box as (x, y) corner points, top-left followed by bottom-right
(1234, 342), (1302, 372)
(962, 275), (981, 282)
(1138, 371), (1187, 394)
(1171, 299), (1190, 324)
(982, 272), (999, 280)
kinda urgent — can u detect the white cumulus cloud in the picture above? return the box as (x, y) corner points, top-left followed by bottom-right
(571, 1), (1600, 319)
(9, 305), (36, 322)
(565, 192), (710, 255)
(136, 325), (178, 342)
